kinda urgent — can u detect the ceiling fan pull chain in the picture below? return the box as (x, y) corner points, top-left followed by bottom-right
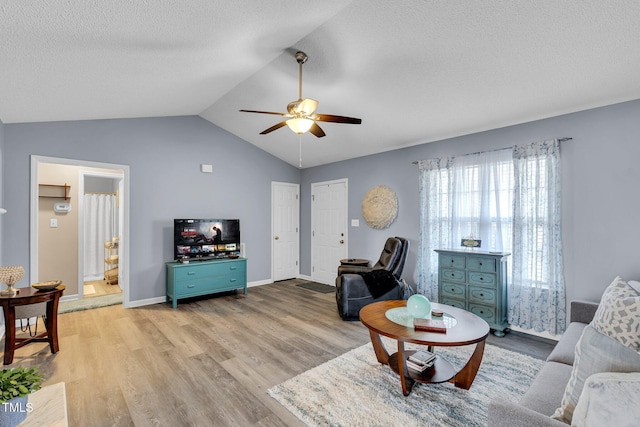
(299, 134), (303, 168)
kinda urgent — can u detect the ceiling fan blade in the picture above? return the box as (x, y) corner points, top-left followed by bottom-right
(240, 109), (289, 117)
(259, 121), (287, 135)
(309, 122), (326, 138)
(313, 114), (362, 124)
(299, 98), (319, 115)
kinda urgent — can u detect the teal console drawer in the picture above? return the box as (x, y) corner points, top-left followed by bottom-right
(441, 298), (465, 310)
(468, 286), (496, 304)
(441, 282), (466, 299)
(469, 303), (496, 324)
(468, 272), (496, 287)
(441, 268), (465, 283)
(467, 257), (496, 272)
(440, 254), (466, 270)
(173, 278), (217, 295)
(172, 267), (215, 282)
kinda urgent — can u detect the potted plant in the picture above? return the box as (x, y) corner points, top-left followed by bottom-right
(0, 367), (42, 427)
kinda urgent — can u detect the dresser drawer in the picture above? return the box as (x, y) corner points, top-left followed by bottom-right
(468, 303), (496, 324)
(172, 267), (215, 282)
(441, 282), (466, 299)
(468, 272), (496, 287)
(440, 254), (466, 270)
(467, 257), (496, 272)
(468, 286), (496, 304)
(173, 278), (217, 295)
(441, 268), (466, 283)
(172, 261), (242, 282)
(441, 298), (465, 310)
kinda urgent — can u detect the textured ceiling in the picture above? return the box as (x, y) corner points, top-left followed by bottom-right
(2, 1), (640, 168)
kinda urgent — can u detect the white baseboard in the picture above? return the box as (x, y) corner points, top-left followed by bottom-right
(297, 274), (313, 281)
(509, 325), (560, 341)
(248, 279), (272, 288)
(126, 296), (166, 308)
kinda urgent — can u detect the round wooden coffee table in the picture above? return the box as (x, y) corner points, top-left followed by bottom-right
(360, 300), (490, 396)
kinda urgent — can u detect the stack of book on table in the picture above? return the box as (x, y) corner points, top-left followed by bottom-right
(406, 349), (436, 372)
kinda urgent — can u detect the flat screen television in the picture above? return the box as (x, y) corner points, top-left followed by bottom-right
(174, 219), (240, 261)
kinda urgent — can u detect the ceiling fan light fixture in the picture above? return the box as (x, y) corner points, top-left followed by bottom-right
(286, 117), (314, 134)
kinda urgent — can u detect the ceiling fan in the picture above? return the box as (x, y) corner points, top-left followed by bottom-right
(240, 51), (362, 138)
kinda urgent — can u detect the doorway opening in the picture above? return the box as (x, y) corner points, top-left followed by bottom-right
(30, 155), (130, 308)
(79, 170), (123, 301)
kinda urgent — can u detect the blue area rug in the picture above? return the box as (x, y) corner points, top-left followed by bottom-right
(268, 340), (543, 427)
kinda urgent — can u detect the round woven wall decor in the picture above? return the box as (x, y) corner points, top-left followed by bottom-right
(361, 185), (398, 229)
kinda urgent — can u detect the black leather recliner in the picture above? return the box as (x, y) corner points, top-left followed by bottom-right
(335, 237), (410, 320)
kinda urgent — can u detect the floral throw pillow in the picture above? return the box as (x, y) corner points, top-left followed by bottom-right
(590, 276), (640, 351)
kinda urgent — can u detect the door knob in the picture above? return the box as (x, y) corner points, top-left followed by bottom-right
(340, 240), (344, 244)
(274, 236), (279, 240)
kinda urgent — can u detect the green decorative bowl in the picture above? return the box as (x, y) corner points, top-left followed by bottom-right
(407, 294), (431, 318)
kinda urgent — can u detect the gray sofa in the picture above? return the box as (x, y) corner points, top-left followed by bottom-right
(488, 300), (599, 427)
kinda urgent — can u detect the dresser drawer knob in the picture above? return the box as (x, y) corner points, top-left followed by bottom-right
(187, 284), (195, 288)
(480, 277), (484, 281)
(188, 272), (196, 276)
(480, 293), (484, 297)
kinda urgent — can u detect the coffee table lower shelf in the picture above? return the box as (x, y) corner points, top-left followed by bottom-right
(388, 350), (456, 384)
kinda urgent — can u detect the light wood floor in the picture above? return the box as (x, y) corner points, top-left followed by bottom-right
(2, 279), (555, 426)
(84, 279), (122, 299)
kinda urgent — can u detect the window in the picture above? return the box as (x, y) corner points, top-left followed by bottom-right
(417, 140), (566, 334)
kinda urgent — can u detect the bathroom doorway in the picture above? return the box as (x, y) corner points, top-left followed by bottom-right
(30, 155), (130, 307)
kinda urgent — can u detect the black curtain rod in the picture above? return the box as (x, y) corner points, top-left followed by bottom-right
(411, 137), (573, 164)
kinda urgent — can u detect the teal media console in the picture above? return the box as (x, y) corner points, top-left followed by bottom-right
(166, 258), (247, 308)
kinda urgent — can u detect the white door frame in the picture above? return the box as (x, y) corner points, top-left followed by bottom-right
(271, 181), (300, 281)
(30, 155), (131, 308)
(78, 170), (124, 299)
(311, 178), (348, 284)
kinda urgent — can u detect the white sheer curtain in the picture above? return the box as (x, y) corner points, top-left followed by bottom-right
(83, 194), (116, 281)
(417, 140), (566, 335)
(509, 139), (566, 334)
(417, 149), (513, 300)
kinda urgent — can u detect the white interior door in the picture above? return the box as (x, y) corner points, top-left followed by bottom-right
(311, 179), (347, 285)
(272, 182), (299, 281)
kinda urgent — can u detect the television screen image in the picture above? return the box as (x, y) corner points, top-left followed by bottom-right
(174, 219), (240, 260)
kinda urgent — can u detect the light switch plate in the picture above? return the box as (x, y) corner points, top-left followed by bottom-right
(351, 219), (360, 227)
(50, 218), (58, 228)
(200, 164), (213, 173)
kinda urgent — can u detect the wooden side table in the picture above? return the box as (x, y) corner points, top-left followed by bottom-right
(0, 285), (65, 365)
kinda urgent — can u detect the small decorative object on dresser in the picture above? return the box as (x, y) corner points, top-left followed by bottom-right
(435, 249), (510, 336)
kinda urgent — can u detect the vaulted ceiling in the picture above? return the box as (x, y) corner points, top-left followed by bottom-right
(2, 1), (640, 167)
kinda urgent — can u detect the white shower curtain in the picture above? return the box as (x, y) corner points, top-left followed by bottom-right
(84, 194), (117, 281)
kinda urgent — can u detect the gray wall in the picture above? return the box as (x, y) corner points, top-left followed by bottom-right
(300, 99), (640, 305)
(3, 116), (300, 302)
(3, 100), (639, 306)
